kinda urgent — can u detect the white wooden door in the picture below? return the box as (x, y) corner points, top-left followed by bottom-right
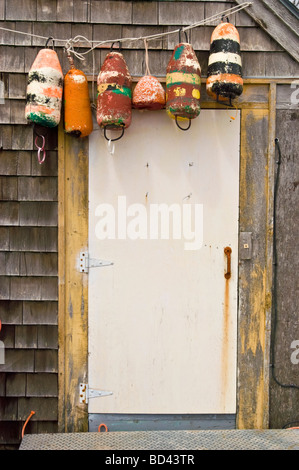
(88, 109), (240, 415)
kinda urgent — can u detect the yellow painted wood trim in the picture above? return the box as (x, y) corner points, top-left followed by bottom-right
(58, 125), (89, 433)
(88, 76), (298, 85)
(58, 82), (276, 431)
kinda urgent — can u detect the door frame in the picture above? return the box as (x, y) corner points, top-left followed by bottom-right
(58, 78), (283, 432)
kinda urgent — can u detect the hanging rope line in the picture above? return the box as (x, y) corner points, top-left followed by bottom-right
(0, 2), (252, 62)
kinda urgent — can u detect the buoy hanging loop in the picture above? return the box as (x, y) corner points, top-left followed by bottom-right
(179, 28), (189, 43)
(110, 41), (121, 52)
(175, 116), (191, 131)
(104, 126), (125, 142)
(98, 423), (108, 432)
(45, 36), (55, 49)
(34, 134), (46, 164)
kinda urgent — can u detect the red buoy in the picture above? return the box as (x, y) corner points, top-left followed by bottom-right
(97, 50), (132, 140)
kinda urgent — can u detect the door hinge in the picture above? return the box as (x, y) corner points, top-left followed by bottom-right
(79, 251), (114, 273)
(79, 383), (113, 404)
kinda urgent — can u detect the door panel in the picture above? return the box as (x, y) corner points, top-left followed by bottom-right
(88, 109), (240, 415)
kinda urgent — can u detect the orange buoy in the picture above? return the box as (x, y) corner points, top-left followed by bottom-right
(97, 47), (132, 140)
(25, 39), (63, 128)
(64, 54), (93, 138)
(166, 37), (201, 130)
(206, 21), (243, 104)
(133, 75), (165, 110)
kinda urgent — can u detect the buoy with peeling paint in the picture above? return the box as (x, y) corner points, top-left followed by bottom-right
(206, 21), (243, 104)
(97, 48), (132, 141)
(64, 53), (93, 138)
(132, 40), (165, 111)
(133, 75), (165, 111)
(166, 38), (201, 130)
(25, 39), (63, 128)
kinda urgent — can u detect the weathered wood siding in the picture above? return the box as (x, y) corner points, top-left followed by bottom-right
(0, 0), (298, 447)
(269, 87), (299, 429)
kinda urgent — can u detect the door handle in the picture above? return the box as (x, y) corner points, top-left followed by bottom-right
(224, 247), (232, 279)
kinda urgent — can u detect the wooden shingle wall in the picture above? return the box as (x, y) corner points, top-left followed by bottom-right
(0, 0), (298, 448)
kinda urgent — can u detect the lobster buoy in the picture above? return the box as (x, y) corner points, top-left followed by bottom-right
(133, 75), (165, 111)
(206, 21), (243, 104)
(25, 39), (63, 128)
(97, 48), (132, 141)
(64, 54), (93, 138)
(133, 40), (165, 111)
(166, 37), (201, 130)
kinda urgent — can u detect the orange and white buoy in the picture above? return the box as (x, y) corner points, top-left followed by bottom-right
(64, 53), (93, 138)
(25, 39), (63, 128)
(132, 41), (165, 111)
(97, 48), (132, 140)
(206, 21), (243, 103)
(133, 75), (165, 110)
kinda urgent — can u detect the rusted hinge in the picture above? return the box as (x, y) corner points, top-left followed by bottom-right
(79, 383), (113, 404)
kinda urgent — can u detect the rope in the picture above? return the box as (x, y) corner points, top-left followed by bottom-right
(0, 2), (252, 62)
(21, 411), (35, 438)
(144, 39), (151, 76)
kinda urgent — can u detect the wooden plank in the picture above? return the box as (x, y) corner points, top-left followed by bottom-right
(132, 1), (158, 25)
(269, 107), (299, 428)
(23, 301), (58, 325)
(0, 176), (18, 200)
(15, 325), (38, 348)
(0, 350), (34, 373)
(0, 46), (25, 72)
(34, 351), (58, 373)
(5, 373), (26, 396)
(17, 176), (58, 201)
(56, 0), (74, 22)
(37, 325), (58, 349)
(26, 373), (57, 396)
(19, 201), (57, 227)
(58, 123), (88, 432)
(10, 277), (58, 301)
(237, 99), (275, 429)
(158, 1), (205, 25)
(0, 300), (22, 324)
(4, 252), (57, 276)
(9, 227), (57, 252)
(0, 151), (31, 176)
(17, 397), (57, 420)
(8, 74), (27, 99)
(5, 0), (36, 21)
(90, 0), (132, 24)
(234, 0), (299, 63)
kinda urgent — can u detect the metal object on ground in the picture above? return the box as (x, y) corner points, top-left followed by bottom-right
(19, 430), (299, 450)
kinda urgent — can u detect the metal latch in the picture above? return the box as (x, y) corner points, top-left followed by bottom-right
(79, 383), (113, 404)
(239, 232), (252, 260)
(79, 251), (114, 273)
